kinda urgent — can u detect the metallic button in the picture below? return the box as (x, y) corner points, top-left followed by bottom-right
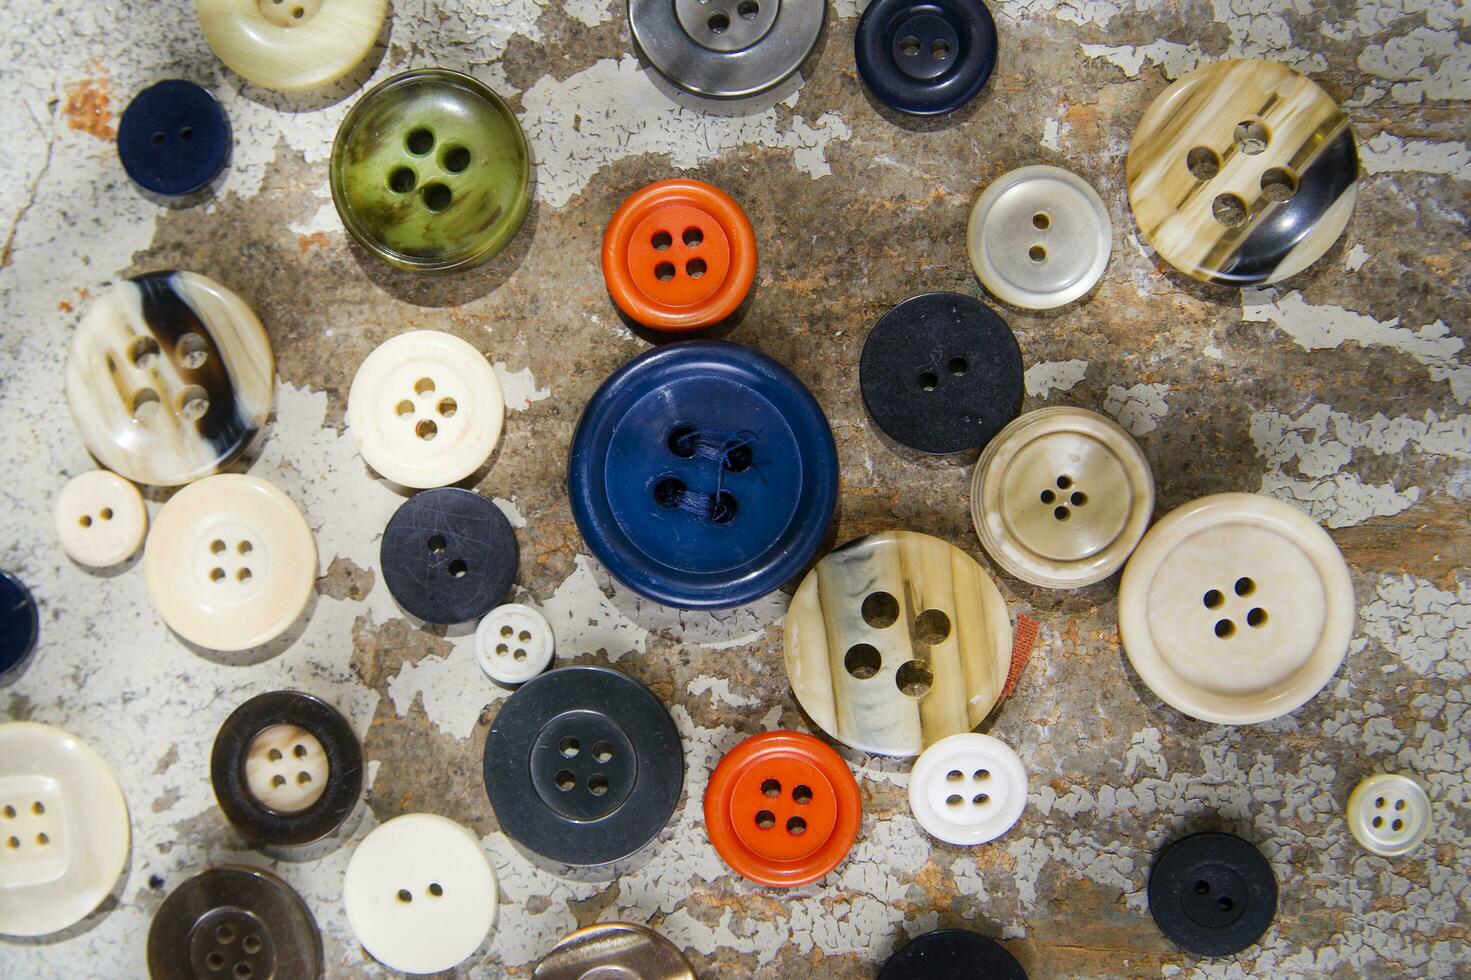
(534, 922), (695, 979)
(630, 0), (824, 99)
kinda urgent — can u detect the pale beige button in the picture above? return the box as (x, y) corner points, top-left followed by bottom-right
(143, 474), (317, 651)
(196, 0), (389, 92)
(1345, 774), (1431, 858)
(1119, 492), (1354, 724)
(971, 407), (1154, 588)
(243, 725), (329, 812)
(346, 330), (504, 489)
(53, 470), (148, 568)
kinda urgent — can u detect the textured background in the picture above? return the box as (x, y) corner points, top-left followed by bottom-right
(0, 0), (1468, 976)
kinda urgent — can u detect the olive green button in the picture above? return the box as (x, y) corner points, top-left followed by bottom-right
(330, 69), (532, 273)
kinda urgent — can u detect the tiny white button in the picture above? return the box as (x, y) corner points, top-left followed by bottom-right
(908, 733), (1026, 846)
(53, 470), (148, 568)
(243, 725), (329, 813)
(475, 603), (555, 685)
(1346, 773), (1431, 858)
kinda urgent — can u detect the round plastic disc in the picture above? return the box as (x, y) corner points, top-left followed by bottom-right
(196, 0), (389, 93)
(117, 80), (231, 196)
(908, 733), (1026, 845)
(380, 488), (518, 625)
(630, 0), (825, 99)
(1148, 831), (1277, 957)
(0, 571), (39, 682)
(1345, 773), (1431, 858)
(533, 922), (695, 979)
(54, 470), (148, 568)
(855, 0), (997, 115)
(878, 929), (1027, 979)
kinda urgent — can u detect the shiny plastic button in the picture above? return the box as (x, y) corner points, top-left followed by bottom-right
(1119, 492), (1354, 724)
(630, 0), (824, 99)
(704, 730), (861, 887)
(65, 271), (274, 487)
(1127, 59), (1359, 286)
(908, 733), (1025, 845)
(346, 330), (504, 489)
(534, 922), (695, 980)
(117, 80), (230, 197)
(475, 603), (555, 686)
(968, 165), (1112, 310)
(143, 474), (317, 651)
(331, 68), (532, 273)
(972, 407), (1154, 589)
(855, 0), (997, 116)
(1346, 773), (1431, 858)
(0, 571), (38, 682)
(54, 470), (148, 568)
(196, 0), (388, 92)
(602, 180), (757, 332)
(380, 487), (518, 625)
(879, 929), (1027, 980)
(1148, 831), (1277, 957)
(0, 722), (130, 937)
(784, 530), (1013, 757)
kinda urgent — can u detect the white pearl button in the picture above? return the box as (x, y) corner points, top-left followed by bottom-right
(908, 733), (1026, 846)
(343, 813), (498, 974)
(475, 603), (555, 685)
(243, 725), (329, 813)
(346, 330), (505, 489)
(196, 0), (389, 92)
(1346, 774), (1431, 858)
(53, 470), (148, 568)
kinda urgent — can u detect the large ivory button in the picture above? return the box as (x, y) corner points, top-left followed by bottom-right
(1119, 492), (1354, 724)
(971, 407), (1154, 588)
(53, 470), (149, 568)
(196, 0), (389, 92)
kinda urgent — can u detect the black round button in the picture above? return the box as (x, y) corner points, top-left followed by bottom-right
(117, 80), (230, 196)
(1148, 831), (1278, 957)
(0, 570), (38, 682)
(860, 291), (1023, 455)
(879, 929), (1027, 979)
(855, 0), (998, 116)
(380, 487), (519, 625)
(483, 666), (684, 868)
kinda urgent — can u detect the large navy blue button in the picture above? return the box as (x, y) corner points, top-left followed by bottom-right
(855, 0), (998, 116)
(0, 570), (38, 681)
(568, 341), (837, 610)
(117, 80), (231, 196)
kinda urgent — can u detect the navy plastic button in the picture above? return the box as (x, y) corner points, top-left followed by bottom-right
(380, 488), (519, 625)
(0, 570), (38, 682)
(117, 80), (231, 196)
(568, 341), (837, 610)
(855, 0), (998, 116)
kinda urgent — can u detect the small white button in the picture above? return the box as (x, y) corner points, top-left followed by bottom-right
(53, 470), (148, 568)
(343, 813), (498, 974)
(243, 725), (329, 813)
(908, 733), (1026, 846)
(346, 330), (505, 489)
(1346, 774), (1431, 858)
(475, 603), (555, 685)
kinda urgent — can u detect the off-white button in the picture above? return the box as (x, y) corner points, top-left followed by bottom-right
(475, 603), (555, 685)
(343, 813), (497, 974)
(1119, 492), (1354, 724)
(346, 330), (504, 489)
(972, 407), (1154, 588)
(908, 733), (1026, 846)
(1346, 774), (1431, 858)
(244, 725), (329, 813)
(143, 474), (316, 652)
(54, 470), (148, 568)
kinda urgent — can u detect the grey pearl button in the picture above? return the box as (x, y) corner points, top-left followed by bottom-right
(631, 0), (825, 99)
(674, 0), (780, 53)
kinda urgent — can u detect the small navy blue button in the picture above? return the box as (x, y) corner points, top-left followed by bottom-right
(568, 341), (838, 610)
(117, 80), (230, 196)
(856, 0), (997, 116)
(0, 570), (38, 681)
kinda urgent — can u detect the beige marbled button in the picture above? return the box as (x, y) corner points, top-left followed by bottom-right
(783, 530), (1013, 757)
(53, 470), (148, 568)
(197, 0), (389, 92)
(243, 725), (329, 813)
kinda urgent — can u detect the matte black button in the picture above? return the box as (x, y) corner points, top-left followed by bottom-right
(1148, 831), (1278, 957)
(878, 929), (1027, 979)
(380, 487), (518, 625)
(0, 570), (38, 682)
(117, 80), (230, 197)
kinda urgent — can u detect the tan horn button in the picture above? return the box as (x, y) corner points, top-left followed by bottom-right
(533, 922), (695, 979)
(971, 407), (1154, 588)
(783, 530), (1012, 757)
(244, 726), (329, 813)
(1119, 492), (1354, 724)
(53, 470), (149, 568)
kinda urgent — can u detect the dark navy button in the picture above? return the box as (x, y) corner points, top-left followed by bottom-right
(0, 570), (38, 682)
(855, 0), (997, 116)
(567, 341), (837, 610)
(117, 80), (231, 196)
(1148, 831), (1278, 957)
(380, 488), (518, 625)
(879, 929), (1027, 980)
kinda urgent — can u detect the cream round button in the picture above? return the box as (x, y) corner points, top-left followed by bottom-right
(346, 330), (505, 489)
(343, 813), (497, 974)
(0, 721), (130, 937)
(908, 733), (1026, 846)
(968, 165), (1112, 310)
(1346, 774), (1431, 858)
(53, 470), (148, 568)
(972, 407), (1153, 588)
(475, 603), (554, 686)
(143, 474), (316, 651)
(1119, 492), (1354, 724)
(196, 0), (389, 92)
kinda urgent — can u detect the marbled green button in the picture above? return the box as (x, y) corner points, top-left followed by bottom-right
(330, 68), (532, 273)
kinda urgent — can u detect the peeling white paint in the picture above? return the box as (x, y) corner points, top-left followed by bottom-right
(1344, 243), (1371, 272)
(689, 676), (760, 708)
(1025, 359), (1089, 399)
(1360, 573), (1471, 681)
(1103, 382), (1170, 436)
(493, 362), (553, 411)
(1360, 132), (1471, 181)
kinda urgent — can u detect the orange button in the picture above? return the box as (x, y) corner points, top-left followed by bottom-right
(602, 179), (757, 332)
(704, 730), (860, 887)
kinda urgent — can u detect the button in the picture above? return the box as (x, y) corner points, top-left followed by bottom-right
(703, 730), (861, 887)
(64, 271), (275, 487)
(53, 470), (149, 568)
(331, 68), (532, 273)
(534, 922), (695, 980)
(483, 666), (684, 867)
(1346, 773), (1431, 858)
(568, 340), (837, 609)
(147, 865), (322, 980)
(196, 0), (389, 92)
(784, 530), (1012, 757)
(1148, 831), (1277, 957)
(116, 80), (230, 197)
(0, 721), (130, 936)
(143, 474), (317, 651)
(1119, 492), (1354, 724)
(346, 330), (504, 489)
(0, 571), (39, 683)
(860, 291), (1022, 456)
(343, 813), (496, 974)
(855, 0), (997, 116)
(380, 487), (518, 625)
(908, 733), (1025, 845)
(968, 165), (1112, 310)
(629, 0), (825, 99)
(210, 691), (363, 847)
(475, 603), (555, 686)
(971, 407), (1154, 589)
(1126, 58), (1359, 286)
(878, 929), (1027, 980)
(602, 180), (757, 332)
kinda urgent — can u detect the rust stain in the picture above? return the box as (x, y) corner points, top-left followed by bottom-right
(58, 300), (73, 312)
(63, 76), (115, 141)
(296, 231), (332, 252)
